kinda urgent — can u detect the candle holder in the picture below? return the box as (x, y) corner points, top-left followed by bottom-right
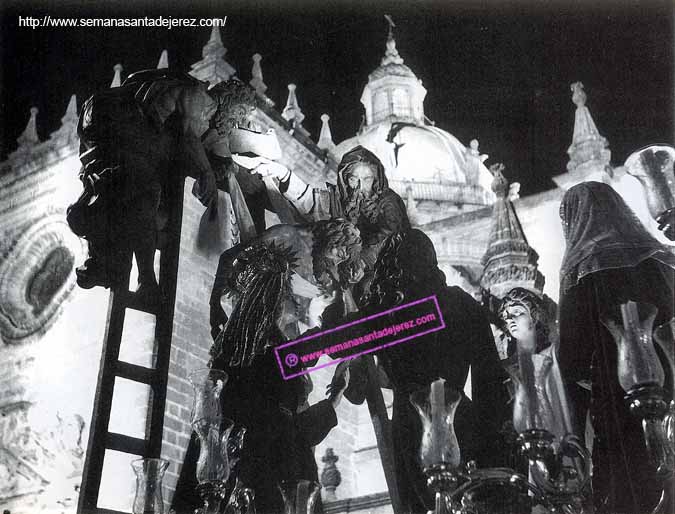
(189, 367), (233, 514)
(624, 145), (675, 222)
(601, 302), (665, 392)
(654, 319), (675, 447)
(654, 319), (675, 514)
(410, 379), (463, 514)
(509, 354), (560, 435)
(131, 457), (170, 514)
(517, 430), (590, 513)
(412, 371), (591, 513)
(451, 461), (540, 514)
(602, 301), (675, 514)
(223, 478), (257, 514)
(508, 340), (590, 512)
(277, 480), (322, 514)
(437, 429), (589, 514)
(423, 463), (459, 514)
(409, 379), (462, 469)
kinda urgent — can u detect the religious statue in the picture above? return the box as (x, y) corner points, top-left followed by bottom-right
(199, 86), (300, 247)
(253, 145), (411, 305)
(209, 218), (364, 342)
(66, 72), (254, 302)
(316, 229), (510, 513)
(497, 288), (573, 441)
(172, 242), (350, 514)
(558, 181), (675, 514)
(464, 139), (489, 184)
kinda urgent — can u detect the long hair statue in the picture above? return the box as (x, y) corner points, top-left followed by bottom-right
(212, 242), (298, 368)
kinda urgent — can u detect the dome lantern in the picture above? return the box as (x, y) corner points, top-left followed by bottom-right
(360, 16), (427, 128)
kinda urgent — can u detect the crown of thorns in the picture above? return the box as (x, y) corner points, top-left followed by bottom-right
(229, 242), (299, 295)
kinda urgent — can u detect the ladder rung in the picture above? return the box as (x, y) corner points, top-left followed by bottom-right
(106, 432), (147, 455)
(115, 361), (156, 385)
(124, 291), (160, 315)
(78, 175), (183, 514)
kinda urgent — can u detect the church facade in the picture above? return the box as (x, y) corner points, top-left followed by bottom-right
(0, 22), (663, 514)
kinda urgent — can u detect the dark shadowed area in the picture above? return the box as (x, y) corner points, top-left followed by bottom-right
(1, 0), (672, 193)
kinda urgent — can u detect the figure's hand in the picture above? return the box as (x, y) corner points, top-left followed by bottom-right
(656, 207), (675, 240)
(327, 361), (350, 409)
(253, 160), (291, 181)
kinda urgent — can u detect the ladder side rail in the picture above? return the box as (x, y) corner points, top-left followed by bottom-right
(77, 289), (130, 514)
(146, 174), (185, 458)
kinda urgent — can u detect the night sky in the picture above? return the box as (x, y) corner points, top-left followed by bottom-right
(1, 0), (672, 195)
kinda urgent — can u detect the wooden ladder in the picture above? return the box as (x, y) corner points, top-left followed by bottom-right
(76, 176), (184, 514)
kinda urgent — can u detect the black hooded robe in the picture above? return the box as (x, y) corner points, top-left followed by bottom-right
(558, 182), (675, 514)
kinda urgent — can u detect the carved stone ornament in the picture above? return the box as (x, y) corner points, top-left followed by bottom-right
(0, 216), (84, 345)
(320, 447), (341, 501)
(0, 408), (85, 504)
(0, 447), (49, 500)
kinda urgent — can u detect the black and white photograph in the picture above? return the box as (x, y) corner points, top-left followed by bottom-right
(1, 1), (673, 513)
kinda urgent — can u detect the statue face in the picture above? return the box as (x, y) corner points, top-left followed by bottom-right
(326, 245), (348, 265)
(228, 102), (257, 131)
(501, 302), (535, 342)
(346, 163), (377, 196)
(276, 294), (300, 337)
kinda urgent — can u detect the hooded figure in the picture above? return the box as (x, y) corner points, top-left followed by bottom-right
(263, 145), (410, 268)
(334, 146), (410, 266)
(558, 181), (675, 514)
(316, 229), (510, 513)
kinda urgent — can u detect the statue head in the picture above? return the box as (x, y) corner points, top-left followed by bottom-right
(368, 229), (445, 308)
(209, 79), (257, 136)
(337, 146), (388, 224)
(346, 162), (377, 196)
(214, 242), (298, 367)
(498, 288), (550, 353)
(310, 219), (363, 292)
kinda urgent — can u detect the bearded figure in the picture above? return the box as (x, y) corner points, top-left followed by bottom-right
(198, 81), (295, 249)
(248, 145), (410, 303)
(209, 218), (364, 342)
(314, 230), (510, 513)
(335, 146), (411, 269)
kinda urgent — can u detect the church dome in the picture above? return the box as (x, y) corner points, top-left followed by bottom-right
(369, 63), (416, 80)
(334, 123), (495, 206)
(334, 24), (495, 208)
